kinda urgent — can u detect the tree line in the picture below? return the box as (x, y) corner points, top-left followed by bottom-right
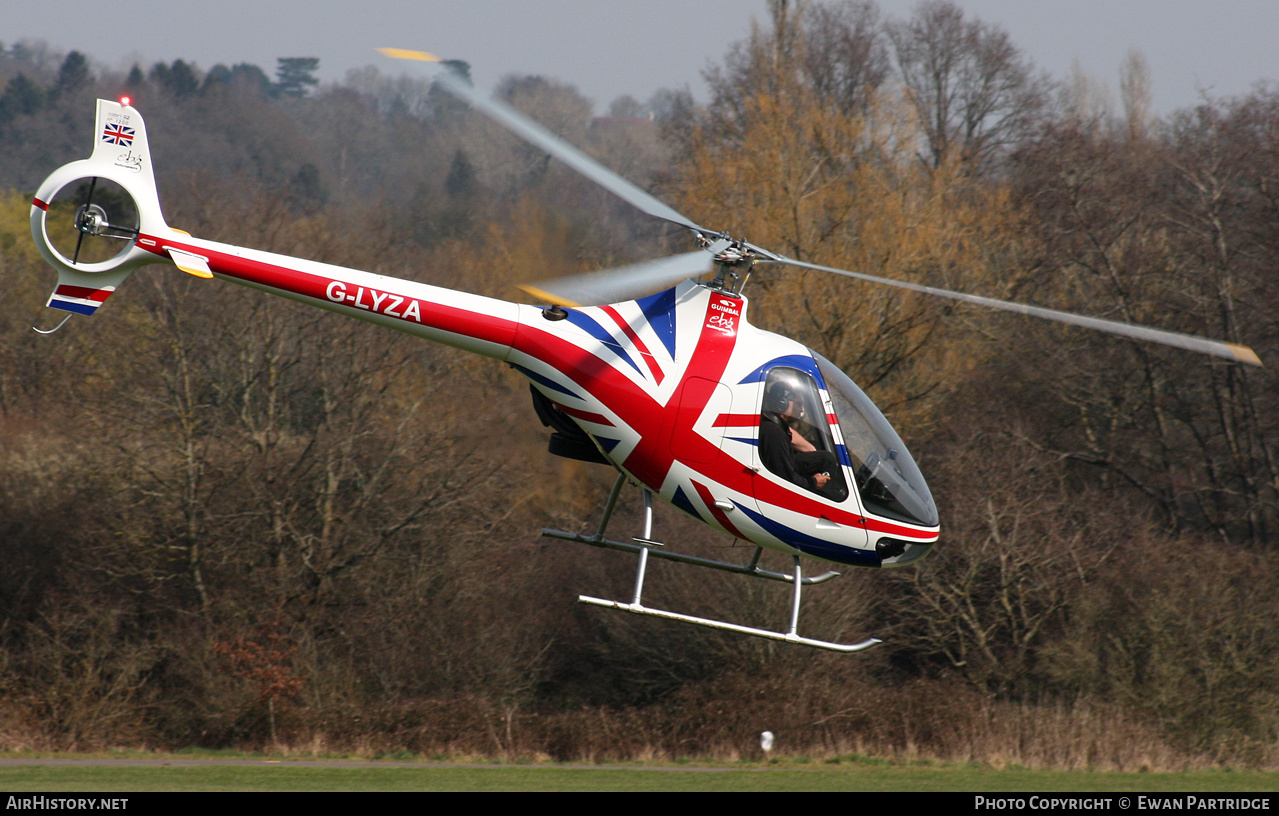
(0, 1), (1276, 767)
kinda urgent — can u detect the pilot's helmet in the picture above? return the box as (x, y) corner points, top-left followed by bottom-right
(764, 368), (810, 414)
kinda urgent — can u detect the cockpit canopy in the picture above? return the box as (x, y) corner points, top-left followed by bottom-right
(813, 353), (938, 528)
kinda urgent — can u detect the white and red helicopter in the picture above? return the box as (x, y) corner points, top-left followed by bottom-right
(28, 50), (1262, 652)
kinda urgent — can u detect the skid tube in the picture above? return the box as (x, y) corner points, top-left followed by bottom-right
(541, 473), (882, 653)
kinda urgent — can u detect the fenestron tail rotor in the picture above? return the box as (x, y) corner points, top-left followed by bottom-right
(70, 176), (97, 265)
(382, 47), (1262, 367)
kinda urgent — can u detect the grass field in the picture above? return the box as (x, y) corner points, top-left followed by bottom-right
(2, 756), (1278, 792)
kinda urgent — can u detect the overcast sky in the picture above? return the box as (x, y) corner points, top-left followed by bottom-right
(7, 0), (1278, 115)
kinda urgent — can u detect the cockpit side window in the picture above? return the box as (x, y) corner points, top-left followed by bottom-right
(757, 368), (849, 501)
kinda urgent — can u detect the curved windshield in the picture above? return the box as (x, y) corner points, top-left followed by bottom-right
(813, 353), (938, 527)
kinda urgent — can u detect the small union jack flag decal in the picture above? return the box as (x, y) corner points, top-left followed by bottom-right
(102, 122), (134, 146)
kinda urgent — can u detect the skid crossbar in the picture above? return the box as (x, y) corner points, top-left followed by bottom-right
(541, 527), (842, 586)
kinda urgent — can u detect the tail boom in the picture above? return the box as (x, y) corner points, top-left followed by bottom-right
(134, 231), (526, 360)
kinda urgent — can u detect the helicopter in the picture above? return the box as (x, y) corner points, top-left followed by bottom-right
(27, 50), (1262, 653)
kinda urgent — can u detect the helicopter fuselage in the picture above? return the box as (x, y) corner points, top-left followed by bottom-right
(30, 98), (939, 571)
(136, 231), (940, 567)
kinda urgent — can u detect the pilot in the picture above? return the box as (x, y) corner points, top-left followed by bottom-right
(759, 374), (840, 496)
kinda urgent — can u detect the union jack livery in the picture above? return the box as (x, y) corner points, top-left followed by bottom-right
(27, 55), (1261, 651)
(101, 122), (134, 146)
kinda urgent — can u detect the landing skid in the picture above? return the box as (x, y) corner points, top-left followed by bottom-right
(541, 473), (882, 653)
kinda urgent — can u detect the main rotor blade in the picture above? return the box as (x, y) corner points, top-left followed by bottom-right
(518, 250), (711, 307)
(767, 256), (1263, 367)
(379, 48), (711, 237)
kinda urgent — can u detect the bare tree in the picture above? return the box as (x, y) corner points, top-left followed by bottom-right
(1120, 50), (1153, 143)
(888, 435), (1117, 696)
(889, 0), (1048, 170)
(703, 0), (889, 135)
(801, 0), (890, 114)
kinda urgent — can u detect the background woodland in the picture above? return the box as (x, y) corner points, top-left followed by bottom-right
(1, 1), (1278, 768)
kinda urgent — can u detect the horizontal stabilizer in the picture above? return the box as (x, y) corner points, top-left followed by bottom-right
(167, 247), (213, 279)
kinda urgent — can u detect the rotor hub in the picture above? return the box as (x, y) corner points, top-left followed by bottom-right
(75, 203), (109, 236)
